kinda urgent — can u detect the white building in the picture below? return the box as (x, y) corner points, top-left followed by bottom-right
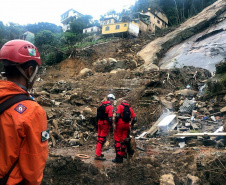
(83, 26), (101, 34)
(61, 9), (83, 32)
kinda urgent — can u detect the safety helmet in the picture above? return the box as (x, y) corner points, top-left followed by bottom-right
(122, 100), (128, 104)
(0, 40), (41, 65)
(107, 94), (115, 100)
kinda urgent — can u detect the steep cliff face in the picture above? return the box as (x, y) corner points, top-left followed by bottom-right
(159, 13), (226, 72)
(138, 0), (226, 72)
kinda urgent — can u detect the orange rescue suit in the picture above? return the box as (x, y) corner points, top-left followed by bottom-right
(0, 80), (48, 185)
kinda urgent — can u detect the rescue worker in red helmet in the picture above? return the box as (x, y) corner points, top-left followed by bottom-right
(112, 100), (137, 163)
(95, 94), (115, 160)
(0, 40), (48, 184)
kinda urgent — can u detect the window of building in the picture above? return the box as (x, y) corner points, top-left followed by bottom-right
(124, 24), (127, 27)
(85, 30), (87, 33)
(91, 28), (93, 32)
(105, 26), (110, 31)
(109, 20), (111, 23)
(157, 20), (160, 24)
(115, 25), (120, 30)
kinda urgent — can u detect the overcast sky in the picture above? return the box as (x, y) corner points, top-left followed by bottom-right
(0, 0), (136, 26)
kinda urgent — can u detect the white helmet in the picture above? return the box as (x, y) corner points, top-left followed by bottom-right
(107, 94), (115, 100)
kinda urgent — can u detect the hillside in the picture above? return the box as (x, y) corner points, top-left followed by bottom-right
(139, 0), (226, 72)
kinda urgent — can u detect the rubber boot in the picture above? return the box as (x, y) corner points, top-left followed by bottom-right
(94, 155), (106, 161)
(112, 154), (123, 163)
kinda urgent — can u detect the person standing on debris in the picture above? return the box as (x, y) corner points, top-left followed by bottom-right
(0, 40), (49, 185)
(113, 100), (137, 163)
(95, 94), (115, 160)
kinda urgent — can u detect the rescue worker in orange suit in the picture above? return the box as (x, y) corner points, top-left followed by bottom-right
(112, 100), (137, 163)
(95, 94), (115, 160)
(0, 40), (49, 184)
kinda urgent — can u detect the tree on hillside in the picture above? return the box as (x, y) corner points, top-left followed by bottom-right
(26, 22), (62, 34)
(35, 30), (56, 47)
(90, 20), (100, 27)
(3, 23), (24, 40)
(131, 0), (217, 26)
(61, 32), (80, 45)
(119, 9), (132, 22)
(70, 15), (93, 34)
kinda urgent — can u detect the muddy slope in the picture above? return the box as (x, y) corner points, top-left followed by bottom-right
(138, 0), (226, 72)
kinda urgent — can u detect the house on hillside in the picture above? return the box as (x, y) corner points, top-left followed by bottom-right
(100, 16), (117, 26)
(61, 9), (83, 32)
(144, 9), (168, 32)
(83, 26), (101, 34)
(102, 21), (139, 37)
(134, 8), (168, 34)
(20, 31), (35, 43)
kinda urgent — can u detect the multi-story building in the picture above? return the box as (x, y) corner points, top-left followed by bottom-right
(134, 8), (168, 34)
(100, 16), (117, 26)
(61, 9), (83, 32)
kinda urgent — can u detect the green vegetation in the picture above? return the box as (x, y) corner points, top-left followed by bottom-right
(75, 38), (111, 48)
(132, 0), (217, 26)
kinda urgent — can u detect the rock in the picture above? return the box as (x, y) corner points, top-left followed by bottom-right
(165, 96), (172, 101)
(69, 139), (80, 146)
(36, 96), (53, 106)
(223, 95), (226, 102)
(187, 174), (200, 185)
(208, 107), (213, 112)
(110, 69), (125, 73)
(141, 63), (159, 72)
(153, 95), (160, 101)
(78, 68), (93, 77)
(161, 97), (175, 109)
(115, 60), (126, 69)
(167, 93), (174, 97)
(128, 60), (137, 69)
(220, 106), (226, 113)
(108, 58), (117, 65)
(36, 91), (49, 97)
(175, 89), (198, 97)
(52, 119), (59, 129)
(160, 174), (175, 185)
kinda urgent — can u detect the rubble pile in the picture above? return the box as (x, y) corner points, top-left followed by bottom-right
(34, 3), (226, 182)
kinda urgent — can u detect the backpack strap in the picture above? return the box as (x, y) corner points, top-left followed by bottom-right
(0, 94), (33, 184)
(0, 159), (18, 184)
(0, 94), (33, 114)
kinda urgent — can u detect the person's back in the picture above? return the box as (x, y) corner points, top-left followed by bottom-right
(113, 100), (137, 163)
(95, 94), (115, 160)
(0, 40), (48, 185)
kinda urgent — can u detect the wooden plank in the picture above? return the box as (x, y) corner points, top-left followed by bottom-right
(174, 133), (226, 137)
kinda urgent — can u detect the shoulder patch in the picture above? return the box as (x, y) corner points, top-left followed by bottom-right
(14, 104), (27, 114)
(41, 129), (50, 142)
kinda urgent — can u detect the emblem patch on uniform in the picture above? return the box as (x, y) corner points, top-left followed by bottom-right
(28, 48), (36, 56)
(14, 104), (27, 114)
(41, 129), (50, 142)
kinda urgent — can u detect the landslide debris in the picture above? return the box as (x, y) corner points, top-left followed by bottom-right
(32, 2), (226, 184)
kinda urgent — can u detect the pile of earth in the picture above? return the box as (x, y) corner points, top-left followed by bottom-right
(42, 137), (226, 185)
(34, 64), (213, 149)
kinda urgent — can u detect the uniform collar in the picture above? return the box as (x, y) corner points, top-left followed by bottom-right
(14, 82), (28, 92)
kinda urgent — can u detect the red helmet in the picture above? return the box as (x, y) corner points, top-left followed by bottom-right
(0, 40), (41, 65)
(122, 100), (129, 104)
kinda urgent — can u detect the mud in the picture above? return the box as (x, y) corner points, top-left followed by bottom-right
(34, 5), (226, 184)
